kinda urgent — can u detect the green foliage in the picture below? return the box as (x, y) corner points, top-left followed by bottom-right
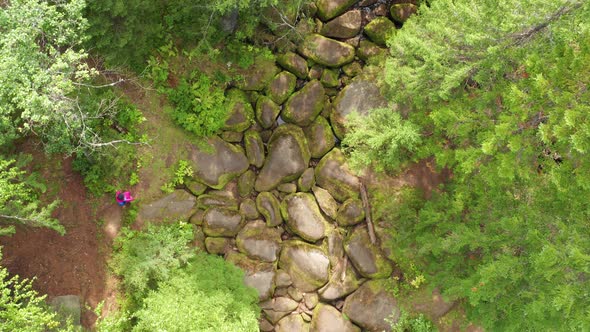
(0, 157), (62, 235)
(110, 222), (195, 302)
(342, 108), (422, 173)
(379, 0), (590, 330)
(160, 160), (194, 193)
(390, 309), (437, 332)
(132, 253), (260, 332)
(0, 250), (66, 331)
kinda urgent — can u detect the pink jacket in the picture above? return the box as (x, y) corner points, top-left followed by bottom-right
(116, 191), (134, 203)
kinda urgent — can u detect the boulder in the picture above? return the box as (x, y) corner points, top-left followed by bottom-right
(189, 209), (205, 225)
(275, 269), (293, 288)
(278, 183), (298, 193)
(202, 207), (244, 237)
(235, 56), (280, 91)
(318, 259), (363, 301)
(336, 198), (365, 226)
(244, 130), (265, 168)
(259, 318), (274, 332)
(280, 193), (330, 242)
(342, 62), (362, 77)
(299, 34), (355, 68)
(138, 190), (196, 223)
(319, 10), (362, 39)
(223, 89), (254, 132)
(331, 80), (388, 140)
(221, 130), (244, 143)
(255, 96), (281, 129)
(390, 3), (418, 23)
(356, 39), (386, 62)
(343, 280), (400, 331)
(311, 303), (361, 332)
(238, 169), (256, 197)
(279, 240), (331, 292)
(316, 0), (358, 21)
(304, 116), (336, 159)
(205, 237), (232, 255)
(344, 227), (392, 278)
(312, 186), (339, 219)
(255, 124), (310, 191)
(320, 68), (340, 88)
(288, 286), (304, 301)
(236, 220), (282, 262)
(298, 167), (316, 192)
(196, 194), (238, 210)
(256, 192), (283, 227)
(364, 17), (396, 46)
(267, 71), (297, 105)
(326, 228), (346, 266)
(276, 314), (310, 332)
(261, 297), (300, 324)
(185, 179), (207, 196)
(315, 149), (360, 202)
(188, 136), (249, 189)
(282, 80), (325, 126)
(239, 198), (260, 220)
(304, 292), (319, 310)
(228, 252), (277, 301)
(277, 52), (309, 79)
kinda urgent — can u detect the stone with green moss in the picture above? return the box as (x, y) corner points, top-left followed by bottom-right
(299, 34), (355, 68)
(255, 124), (310, 192)
(186, 179), (207, 196)
(239, 198), (260, 220)
(280, 193), (330, 242)
(202, 207), (244, 237)
(342, 61), (362, 77)
(336, 198), (365, 226)
(223, 89), (254, 132)
(189, 209), (205, 225)
(344, 227), (392, 279)
(342, 279), (400, 331)
(356, 39), (386, 62)
(298, 167), (316, 192)
(276, 314), (310, 332)
(320, 68), (340, 88)
(256, 191), (283, 227)
(220, 130), (244, 143)
(255, 96), (281, 129)
(267, 71), (297, 105)
(320, 10), (361, 39)
(277, 183), (297, 193)
(318, 253), (363, 301)
(282, 80), (325, 126)
(205, 237), (232, 255)
(238, 169), (256, 197)
(244, 130), (265, 168)
(235, 55), (280, 91)
(364, 16), (396, 46)
(227, 251), (276, 301)
(236, 220), (282, 262)
(196, 194), (238, 210)
(303, 116), (336, 159)
(138, 189), (197, 223)
(311, 303), (361, 332)
(390, 3), (418, 23)
(315, 149), (360, 202)
(316, 0), (358, 21)
(277, 52), (309, 79)
(279, 240), (330, 292)
(312, 185), (339, 220)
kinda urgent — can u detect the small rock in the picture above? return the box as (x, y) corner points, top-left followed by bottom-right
(312, 186), (339, 219)
(315, 149), (360, 202)
(255, 96), (281, 129)
(280, 193), (330, 242)
(277, 52), (309, 79)
(244, 130), (265, 168)
(288, 286), (304, 302)
(278, 183), (298, 193)
(390, 3), (418, 23)
(364, 16), (396, 46)
(303, 116), (336, 159)
(236, 220), (282, 262)
(256, 191), (283, 227)
(336, 198), (365, 226)
(197, 194), (238, 210)
(267, 71), (297, 105)
(203, 207), (244, 237)
(282, 80), (325, 127)
(311, 303), (361, 332)
(320, 10), (362, 39)
(275, 269), (293, 288)
(342, 62), (362, 77)
(239, 198), (260, 220)
(205, 237), (232, 255)
(221, 130), (244, 143)
(298, 168), (316, 192)
(304, 292), (319, 310)
(185, 179), (207, 196)
(316, 0), (358, 21)
(320, 68), (340, 88)
(223, 89), (254, 132)
(238, 170), (256, 197)
(189, 209), (205, 225)
(299, 34), (355, 68)
(276, 314), (310, 332)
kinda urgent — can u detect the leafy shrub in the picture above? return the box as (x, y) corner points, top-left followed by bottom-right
(132, 253), (260, 332)
(160, 160), (193, 193)
(390, 309), (437, 332)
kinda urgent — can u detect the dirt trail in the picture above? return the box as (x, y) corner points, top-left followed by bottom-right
(0, 154), (122, 329)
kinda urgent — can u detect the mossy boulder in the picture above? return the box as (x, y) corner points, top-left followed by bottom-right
(336, 198), (365, 226)
(318, 260), (363, 301)
(238, 169), (256, 197)
(185, 179), (207, 196)
(356, 39), (386, 62)
(236, 220), (282, 262)
(390, 3), (418, 23)
(320, 68), (340, 88)
(280, 193), (330, 242)
(276, 314), (310, 332)
(342, 280), (400, 331)
(303, 116), (336, 159)
(221, 130), (244, 143)
(298, 167), (316, 192)
(255, 96), (281, 129)
(331, 80), (388, 140)
(267, 71), (297, 105)
(299, 34), (355, 68)
(223, 89), (254, 132)
(239, 198), (260, 220)
(316, 0), (358, 21)
(279, 240), (330, 292)
(255, 124), (310, 191)
(311, 303), (361, 332)
(312, 185), (339, 220)
(364, 16), (396, 46)
(188, 136), (249, 189)
(342, 61), (362, 77)
(202, 207), (245, 237)
(344, 227), (393, 278)
(315, 149), (360, 202)
(319, 9), (362, 38)
(244, 130), (265, 168)
(261, 297), (300, 324)
(196, 194), (238, 211)
(281, 80), (325, 126)
(235, 56), (280, 91)
(277, 52), (309, 79)
(205, 237), (232, 255)
(138, 190), (197, 223)
(256, 191), (283, 227)
(277, 183), (297, 193)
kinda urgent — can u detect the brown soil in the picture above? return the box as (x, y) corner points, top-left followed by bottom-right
(0, 151), (120, 329)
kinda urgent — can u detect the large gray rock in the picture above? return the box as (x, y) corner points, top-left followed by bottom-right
(280, 193), (330, 242)
(138, 190), (196, 223)
(282, 80), (325, 127)
(51, 295), (81, 326)
(188, 136), (249, 189)
(304, 116), (336, 159)
(316, 0), (357, 21)
(256, 96), (281, 129)
(256, 191), (283, 227)
(364, 16), (396, 47)
(236, 220), (282, 262)
(331, 80), (388, 140)
(311, 303), (361, 332)
(223, 89), (254, 132)
(197, 194), (238, 211)
(255, 124), (311, 191)
(202, 207), (245, 237)
(279, 240), (330, 292)
(276, 314), (310, 332)
(312, 186), (339, 220)
(343, 280), (400, 332)
(345, 227), (392, 278)
(267, 71), (297, 105)
(336, 198), (365, 226)
(244, 130), (265, 168)
(320, 10), (362, 39)
(299, 34), (355, 68)
(315, 149), (360, 202)
(277, 52), (309, 79)
(318, 259), (363, 301)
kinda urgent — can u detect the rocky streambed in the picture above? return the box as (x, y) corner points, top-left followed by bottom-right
(138, 1), (420, 330)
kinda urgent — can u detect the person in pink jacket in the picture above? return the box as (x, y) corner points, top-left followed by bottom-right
(115, 190), (135, 207)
